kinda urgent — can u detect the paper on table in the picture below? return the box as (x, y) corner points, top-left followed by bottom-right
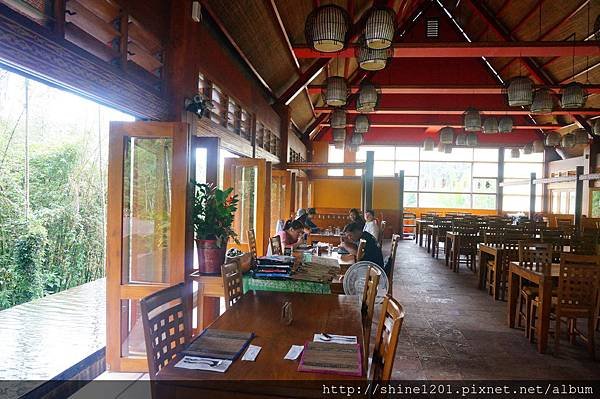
(313, 334), (358, 344)
(174, 356), (232, 373)
(242, 345), (261, 361)
(284, 345), (304, 360)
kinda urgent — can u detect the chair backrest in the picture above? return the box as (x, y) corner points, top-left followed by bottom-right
(361, 265), (381, 368)
(484, 231), (505, 247)
(370, 295), (405, 382)
(140, 283), (191, 378)
(378, 220), (387, 246)
(518, 241), (552, 273)
(248, 229), (258, 266)
(221, 262), (243, 310)
(357, 238), (367, 261)
(556, 254), (600, 314)
(270, 235), (282, 255)
(570, 233), (599, 255)
(387, 234), (401, 291)
(499, 242), (520, 271)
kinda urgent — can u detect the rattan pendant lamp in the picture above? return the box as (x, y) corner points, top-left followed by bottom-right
(531, 88), (553, 113)
(323, 76), (348, 107)
(507, 76), (533, 107)
(532, 140), (545, 153)
(545, 131), (561, 146)
(354, 114), (370, 133)
(498, 117), (513, 133)
(464, 108), (481, 131)
(423, 138), (435, 151)
(356, 36), (391, 71)
(439, 127), (454, 144)
(305, 4), (350, 52)
(365, 7), (395, 49)
(356, 81), (378, 112)
(561, 133), (576, 148)
(330, 108), (346, 128)
(482, 117), (499, 134)
(573, 128), (589, 145)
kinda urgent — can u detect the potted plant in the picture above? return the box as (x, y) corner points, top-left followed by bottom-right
(193, 182), (239, 274)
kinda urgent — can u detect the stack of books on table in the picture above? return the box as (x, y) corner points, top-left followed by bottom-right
(253, 255), (294, 279)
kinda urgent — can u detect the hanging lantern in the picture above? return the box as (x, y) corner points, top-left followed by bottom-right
(439, 127), (454, 144)
(356, 81), (378, 112)
(573, 128), (589, 145)
(330, 108), (346, 128)
(305, 5), (350, 53)
(351, 132), (364, 145)
(356, 36), (391, 71)
(444, 145), (453, 154)
(437, 141), (446, 152)
(593, 119), (600, 137)
(464, 108), (481, 131)
(466, 132), (478, 147)
(523, 143), (533, 155)
(507, 77), (533, 106)
(423, 138), (435, 151)
(455, 133), (467, 146)
(498, 117), (513, 133)
(545, 131), (561, 146)
(510, 148), (520, 158)
(561, 133), (576, 148)
(348, 143), (359, 152)
(482, 117), (499, 134)
(533, 140), (545, 153)
(334, 141), (344, 150)
(531, 88), (553, 114)
(365, 7), (394, 49)
(323, 76), (348, 107)
(332, 127), (346, 142)
(354, 114), (370, 133)
(561, 82), (586, 109)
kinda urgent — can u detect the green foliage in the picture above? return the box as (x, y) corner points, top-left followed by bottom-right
(13, 221), (47, 302)
(192, 183), (239, 248)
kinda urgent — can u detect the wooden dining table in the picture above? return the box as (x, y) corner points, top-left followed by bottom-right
(155, 291), (366, 398)
(414, 219), (431, 247)
(507, 261), (560, 354)
(477, 244), (499, 291)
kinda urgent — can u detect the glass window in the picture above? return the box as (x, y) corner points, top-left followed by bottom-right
(404, 192), (417, 207)
(419, 193), (471, 208)
(504, 163), (543, 179)
(560, 191), (568, 214)
(591, 190), (600, 217)
(419, 162), (472, 192)
(503, 195), (542, 212)
(504, 149), (543, 163)
(474, 148), (499, 161)
(404, 177), (418, 191)
(473, 178), (497, 193)
(395, 161), (419, 176)
(356, 146), (395, 161)
(373, 161), (395, 176)
(472, 162), (498, 177)
(328, 144), (344, 177)
(420, 147), (473, 162)
(473, 194), (496, 210)
(396, 146), (420, 160)
(568, 191), (576, 214)
(551, 191), (559, 213)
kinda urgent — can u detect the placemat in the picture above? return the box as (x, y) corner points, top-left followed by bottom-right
(298, 342), (362, 376)
(182, 329), (254, 360)
(291, 262), (340, 283)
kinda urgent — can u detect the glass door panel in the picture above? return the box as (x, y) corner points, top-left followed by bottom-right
(271, 170), (290, 236)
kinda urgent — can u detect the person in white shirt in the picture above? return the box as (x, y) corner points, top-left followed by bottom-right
(363, 209), (379, 240)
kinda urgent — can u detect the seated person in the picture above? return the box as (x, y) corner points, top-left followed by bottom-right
(363, 209), (380, 240)
(278, 219), (306, 250)
(341, 222), (384, 267)
(348, 208), (366, 230)
(296, 207), (319, 233)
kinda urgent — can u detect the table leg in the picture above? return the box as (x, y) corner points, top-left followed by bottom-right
(418, 224), (423, 247)
(200, 295), (220, 330)
(507, 268), (519, 328)
(537, 277), (552, 353)
(415, 223), (420, 244)
(445, 236), (451, 267)
(478, 251), (486, 290)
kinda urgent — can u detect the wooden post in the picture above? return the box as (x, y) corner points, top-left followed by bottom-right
(397, 171), (404, 236)
(360, 173), (366, 211)
(251, 113), (257, 158)
(497, 147), (504, 215)
(575, 165), (584, 230)
(274, 103), (290, 169)
(365, 151), (374, 211)
(53, 0), (66, 39)
(529, 172), (536, 220)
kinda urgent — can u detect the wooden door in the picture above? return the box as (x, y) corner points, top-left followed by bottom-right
(223, 158), (271, 256)
(271, 170), (292, 236)
(106, 121), (191, 372)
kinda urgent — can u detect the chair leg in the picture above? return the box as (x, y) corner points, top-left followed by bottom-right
(588, 317), (596, 360)
(528, 299), (535, 342)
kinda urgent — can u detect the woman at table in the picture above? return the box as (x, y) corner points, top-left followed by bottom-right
(341, 222), (384, 267)
(348, 208), (366, 230)
(278, 219), (306, 250)
(363, 209), (380, 240)
(296, 208), (320, 233)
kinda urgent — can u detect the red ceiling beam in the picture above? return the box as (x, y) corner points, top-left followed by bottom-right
(292, 41), (599, 58)
(314, 107), (600, 116)
(306, 84), (600, 95)
(320, 122), (564, 130)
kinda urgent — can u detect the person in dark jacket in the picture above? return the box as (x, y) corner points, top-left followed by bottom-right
(296, 208), (319, 233)
(340, 222), (384, 267)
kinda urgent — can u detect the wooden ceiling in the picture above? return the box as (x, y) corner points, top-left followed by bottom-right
(202, 0), (599, 144)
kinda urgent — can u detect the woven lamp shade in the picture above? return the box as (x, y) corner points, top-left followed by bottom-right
(531, 88), (553, 113)
(356, 36), (391, 71)
(510, 148), (520, 158)
(532, 140), (545, 153)
(545, 131), (561, 146)
(423, 138), (435, 151)
(498, 117), (513, 133)
(351, 132), (364, 145)
(464, 108), (481, 131)
(573, 128), (589, 145)
(437, 141), (446, 152)
(593, 119), (600, 137)
(561, 82), (586, 109)
(348, 143), (359, 152)
(323, 76), (348, 107)
(334, 141), (344, 150)
(482, 117), (499, 134)
(332, 127), (346, 142)
(523, 143), (533, 155)
(561, 133), (576, 148)
(455, 133), (467, 146)
(305, 5), (350, 53)
(444, 145), (453, 154)
(356, 82), (378, 112)
(330, 108), (346, 128)
(354, 114), (370, 133)
(507, 77), (533, 106)
(365, 7), (394, 49)
(466, 133), (478, 147)
(439, 127), (454, 144)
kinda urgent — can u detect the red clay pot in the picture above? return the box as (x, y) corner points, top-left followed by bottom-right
(196, 239), (227, 275)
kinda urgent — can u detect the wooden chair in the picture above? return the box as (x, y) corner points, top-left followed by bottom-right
(247, 229), (258, 267)
(487, 242), (519, 301)
(270, 235), (282, 255)
(221, 262), (243, 310)
(378, 220), (387, 247)
(570, 233), (599, 255)
(386, 234), (401, 295)
(370, 295), (405, 382)
(529, 254), (600, 358)
(357, 238), (367, 261)
(140, 283), (191, 379)
(361, 265), (381, 371)
(432, 217), (452, 259)
(517, 242), (552, 337)
(450, 230), (479, 273)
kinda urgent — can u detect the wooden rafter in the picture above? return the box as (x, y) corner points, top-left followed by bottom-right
(306, 84), (600, 95)
(314, 107), (599, 116)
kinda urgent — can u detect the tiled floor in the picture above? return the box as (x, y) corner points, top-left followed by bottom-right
(388, 239), (600, 380)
